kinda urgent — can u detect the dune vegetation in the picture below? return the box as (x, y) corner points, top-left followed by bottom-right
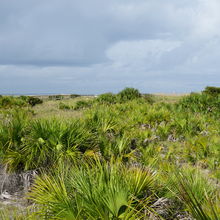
(1, 87), (220, 219)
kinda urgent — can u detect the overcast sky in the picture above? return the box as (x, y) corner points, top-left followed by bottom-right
(0, 0), (220, 94)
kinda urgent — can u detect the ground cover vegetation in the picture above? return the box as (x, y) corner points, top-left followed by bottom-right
(0, 96), (43, 108)
(0, 87), (220, 219)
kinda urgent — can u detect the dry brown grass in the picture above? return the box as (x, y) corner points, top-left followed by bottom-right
(153, 93), (188, 103)
(31, 93), (187, 118)
(32, 96), (94, 119)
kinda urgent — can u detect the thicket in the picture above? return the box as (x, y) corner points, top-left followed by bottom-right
(203, 86), (220, 96)
(27, 96), (43, 107)
(70, 94), (80, 98)
(0, 96), (43, 108)
(74, 88), (153, 110)
(74, 100), (93, 110)
(118, 87), (141, 102)
(96, 92), (117, 104)
(48, 95), (64, 100)
(59, 102), (72, 110)
(177, 92), (220, 114)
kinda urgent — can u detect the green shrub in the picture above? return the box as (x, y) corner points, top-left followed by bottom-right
(96, 93), (117, 104)
(203, 86), (220, 96)
(170, 167), (219, 220)
(28, 97), (43, 107)
(177, 93), (220, 114)
(142, 93), (154, 104)
(59, 102), (72, 110)
(49, 95), (64, 100)
(0, 97), (12, 107)
(20, 95), (28, 101)
(0, 96), (27, 108)
(19, 119), (62, 170)
(29, 160), (156, 219)
(74, 100), (93, 110)
(118, 87), (141, 102)
(70, 94), (80, 99)
(0, 109), (29, 148)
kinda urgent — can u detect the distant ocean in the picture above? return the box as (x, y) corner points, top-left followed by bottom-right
(0, 93), (95, 96)
(1, 93), (65, 96)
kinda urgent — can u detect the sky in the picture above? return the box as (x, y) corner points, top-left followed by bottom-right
(0, 0), (220, 94)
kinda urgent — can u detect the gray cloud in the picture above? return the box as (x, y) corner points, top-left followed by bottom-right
(0, 0), (220, 93)
(0, 0), (198, 66)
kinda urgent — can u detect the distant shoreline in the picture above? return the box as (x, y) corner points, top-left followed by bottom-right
(0, 93), (96, 96)
(0, 93), (188, 97)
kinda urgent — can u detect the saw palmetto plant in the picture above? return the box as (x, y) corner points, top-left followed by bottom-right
(1, 89), (220, 219)
(29, 159), (158, 219)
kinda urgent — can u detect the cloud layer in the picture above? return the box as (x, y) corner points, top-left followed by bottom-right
(0, 0), (220, 94)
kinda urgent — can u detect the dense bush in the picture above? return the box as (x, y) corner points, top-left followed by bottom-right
(177, 93), (220, 114)
(0, 96), (42, 108)
(0, 96), (27, 108)
(19, 95), (28, 101)
(59, 102), (72, 110)
(94, 89), (153, 105)
(28, 96), (43, 107)
(118, 87), (141, 102)
(142, 93), (154, 104)
(203, 86), (220, 96)
(29, 161), (156, 219)
(1, 97), (12, 107)
(96, 93), (117, 104)
(49, 95), (64, 100)
(74, 100), (93, 110)
(70, 94), (80, 98)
